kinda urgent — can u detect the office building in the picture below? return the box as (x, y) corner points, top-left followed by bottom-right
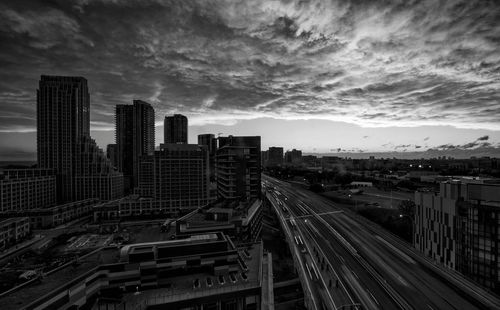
(414, 178), (500, 294)
(0, 217), (30, 251)
(0, 169), (56, 212)
(3, 233), (273, 310)
(217, 136), (261, 201)
(285, 149), (302, 165)
(137, 143), (210, 210)
(115, 100), (155, 192)
(37, 75), (123, 202)
(164, 114), (188, 144)
(266, 147), (284, 167)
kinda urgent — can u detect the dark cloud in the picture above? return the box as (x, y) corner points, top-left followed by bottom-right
(0, 0), (499, 135)
(477, 135), (489, 141)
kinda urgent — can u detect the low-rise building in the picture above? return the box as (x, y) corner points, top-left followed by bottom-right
(176, 199), (263, 243)
(0, 233), (273, 310)
(0, 198), (97, 229)
(0, 169), (56, 213)
(0, 217), (30, 250)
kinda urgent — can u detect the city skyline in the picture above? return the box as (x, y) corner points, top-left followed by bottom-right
(1, 1), (500, 160)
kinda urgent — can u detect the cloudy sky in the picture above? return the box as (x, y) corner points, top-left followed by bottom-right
(1, 0), (500, 160)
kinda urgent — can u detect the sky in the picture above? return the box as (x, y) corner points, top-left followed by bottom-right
(1, 0), (500, 160)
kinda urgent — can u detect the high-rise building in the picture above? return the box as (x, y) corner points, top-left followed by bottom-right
(267, 147), (284, 167)
(37, 75), (90, 202)
(216, 136), (261, 201)
(37, 75), (123, 202)
(414, 178), (500, 294)
(198, 134), (217, 180)
(164, 114), (187, 144)
(136, 144), (209, 210)
(115, 100), (155, 192)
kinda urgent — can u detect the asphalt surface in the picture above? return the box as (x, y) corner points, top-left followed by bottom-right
(263, 175), (500, 310)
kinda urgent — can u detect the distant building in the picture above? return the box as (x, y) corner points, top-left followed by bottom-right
(9, 233), (273, 310)
(137, 143), (210, 210)
(266, 147), (284, 167)
(115, 100), (155, 192)
(414, 178), (500, 294)
(0, 169), (56, 212)
(217, 136), (261, 201)
(37, 75), (123, 202)
(198, 134), (217, 180)
(285, 149), (302, 165)
(106, 144), (118, 169)
(164, 114), (188, 144)
(0, 217), (30, 250)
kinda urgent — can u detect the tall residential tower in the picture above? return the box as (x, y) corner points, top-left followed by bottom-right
(164, 114), (188, 144)
(116, 100), (155, 192)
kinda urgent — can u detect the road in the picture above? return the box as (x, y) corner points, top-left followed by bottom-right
(263, 175), (500, 310)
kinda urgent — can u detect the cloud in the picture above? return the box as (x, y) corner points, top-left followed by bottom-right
(0, 0), (499, 140)
(477, 135), (489, 141)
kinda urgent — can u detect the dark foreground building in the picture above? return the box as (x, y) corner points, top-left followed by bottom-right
(0, 233), (273, 310)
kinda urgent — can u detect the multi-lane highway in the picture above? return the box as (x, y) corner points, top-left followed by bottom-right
(263, 175), (500, 310)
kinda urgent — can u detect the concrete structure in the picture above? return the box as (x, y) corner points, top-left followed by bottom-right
(164, 114), (188, 144)
(177, 199), (263, 243)
(217, 136), (261, 201)
(0, 217), (30, 251)
(414, 177), (500, 294)
(115, 100), (155, 193)
(0, 198), (97, 229)
(37, 75), (123, 202)
(136, 143), (210, 210)
(0, 169), (56, 212)
(93, 196), (178, 221)
(198, 134), (217, 180)
(1, 233), (273, 310)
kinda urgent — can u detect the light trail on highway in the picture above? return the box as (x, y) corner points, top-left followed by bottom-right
(263, 175), (500, 310)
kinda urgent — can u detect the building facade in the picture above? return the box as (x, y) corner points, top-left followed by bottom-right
(414, 178), (500, 294)
(137, 144), (210, 210)
(164, 114), (188, 144)
(0, 169), (56, 213)
(198, 134), (217, 181)
(37, 75), (123, 202)
(116, 100), (155, 192)
(106, 144), (118, 169)
(217, 136), (261, 201)
(0, 217), (30, 251)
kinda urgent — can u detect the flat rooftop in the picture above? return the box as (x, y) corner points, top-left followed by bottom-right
(0, 248), (119, 310)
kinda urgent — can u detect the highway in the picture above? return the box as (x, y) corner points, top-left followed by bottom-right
(263, 175), (500, 310)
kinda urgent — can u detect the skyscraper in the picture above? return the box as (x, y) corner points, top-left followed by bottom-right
(37, 75), (89, 202)
(116, 100), (155, 192)
(37, 75), (123, 202)
(164, 114), (187, 144)
(216, 136), (261, 201)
